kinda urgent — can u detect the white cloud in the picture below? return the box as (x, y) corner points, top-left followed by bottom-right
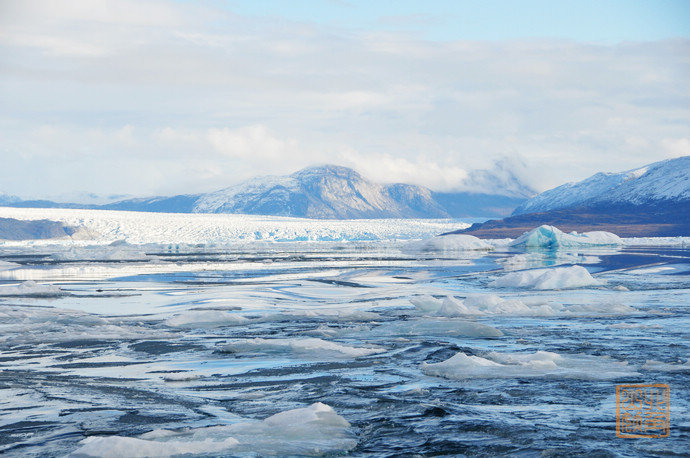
(0, 0), (688, 198)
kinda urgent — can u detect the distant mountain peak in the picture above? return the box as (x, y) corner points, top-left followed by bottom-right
(512, 155), (690, 215)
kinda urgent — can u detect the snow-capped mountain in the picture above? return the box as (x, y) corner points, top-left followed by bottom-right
(513, 156), (690, 215)
(2, 165), (530, 219)
(193, 165), (449, 219)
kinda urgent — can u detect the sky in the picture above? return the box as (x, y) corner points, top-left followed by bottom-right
(0, 0), (689, 200)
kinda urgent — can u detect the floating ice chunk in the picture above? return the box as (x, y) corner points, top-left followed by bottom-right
(499, 252), (601, 271)
(74, 403), (357, 457)
(0, 305), (171, 347)
(410, 295), (443, 313)
(374, 319), (503, 338)
(0, 260), (20, 271)
(162, 372), (200, 382)
(164, 310), (249, 328)
(410, 293), (636, 317)
(642, 359), (690, 372)
(566, 301), (637, 315)
(72, 435), (239, 457)
(422, 350), (638, 380)
(221, 402), (357, 455)
(265, 308), (380, 323)
(463, 294), (550, 315)
(510, 225), (622, 249)
(52, 243), (148, 261)
(0, 280), (66, 297)
(490, 265), (602, 290)
(405, 234), (493, 252)
(221, 337), (385, 358)
(435, 296), (472, 317)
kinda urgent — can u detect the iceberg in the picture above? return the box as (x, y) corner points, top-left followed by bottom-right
(510, 225), (622, 249)
(490, 265), (602, 290)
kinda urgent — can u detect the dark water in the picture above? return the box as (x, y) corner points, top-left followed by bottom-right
(0, 243), (688, 456)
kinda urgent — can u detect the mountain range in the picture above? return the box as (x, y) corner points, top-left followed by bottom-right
(1, 165), (529, 219)
(458, 155), (690, 237)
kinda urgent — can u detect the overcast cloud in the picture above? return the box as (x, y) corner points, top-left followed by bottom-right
(0, 0), (688, 199)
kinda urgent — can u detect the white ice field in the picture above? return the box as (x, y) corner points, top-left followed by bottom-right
(0, 207), (688, 456)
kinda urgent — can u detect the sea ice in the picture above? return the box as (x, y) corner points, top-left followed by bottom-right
(510, 225), (622, 249)
(422, 350), (639, 380)
(490, 265), (602, 290)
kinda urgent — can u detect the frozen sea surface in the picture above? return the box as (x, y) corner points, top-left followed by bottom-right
(0, 210), (688, 456)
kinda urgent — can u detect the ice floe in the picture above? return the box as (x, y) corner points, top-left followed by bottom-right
(221, 337), (385, 358)
(373, 319), (503, 338)
(72, 402), (356, 457)
(498, 252), (601, 271)
(404, 234), (493, 252)
(410, 293), (637, 316)
(52, 241), (148, 261)
(511, 225), (622, 249)
(164, 310), (249, 328)
(490, 265), (602, 290)
(422, 350), (639, 380)
(0, 260), (20, 271)
(0, 305), (171, 347)
(642, 359), (690, 372)
(0, 280), (66, 297)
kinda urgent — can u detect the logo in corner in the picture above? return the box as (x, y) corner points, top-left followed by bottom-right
(616, 383), (670, 438)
